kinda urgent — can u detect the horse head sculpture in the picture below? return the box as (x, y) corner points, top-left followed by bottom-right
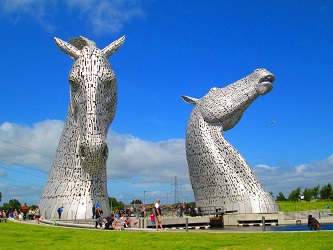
(182, 68), (279, 214)
(38, 36), (124, 219)
(54, 36), (124, 174)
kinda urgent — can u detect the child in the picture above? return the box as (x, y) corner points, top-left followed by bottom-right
(18, 212), (23, 221)
(150, 212), (156, 228)
(112, 217), (119, 230)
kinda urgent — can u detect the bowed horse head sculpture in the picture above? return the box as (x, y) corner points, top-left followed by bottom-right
(54, 35), (125, 174)
(39, 36), (125, 220)
(182, 68), (279, 214)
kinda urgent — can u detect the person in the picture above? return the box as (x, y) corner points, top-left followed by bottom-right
(21, 203), (29, 221)
(18, 212), (23, 221)
(92, 205), (96, 219)
(57, 205), (63, 219)
(154, 199), (163, 230)
(95, 207), (103, 229)
(119, 213), (126, 230)
(13, 209), (18, 219)
(115, 209), (120, 219)
(34, 206), (41, 224)
(125, 217), (131, 228)
(28, 209), (34, 220)
(308, 215), (321, 230)
(141, 204), (146, 218)
(178, 204), (183, 217)
(95, 201), (100, 210)
(150, 212), (156, 228)
(113, 216), (119, 230)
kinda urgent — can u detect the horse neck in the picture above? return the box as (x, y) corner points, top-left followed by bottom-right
(187, 107), (224, 147)
(186, 107), (246, 165)
(54, 107), (80, 161)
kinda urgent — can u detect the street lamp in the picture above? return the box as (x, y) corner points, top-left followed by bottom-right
(144, 191), (146, 205)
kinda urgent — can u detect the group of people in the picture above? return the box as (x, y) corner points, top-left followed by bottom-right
(93, 201), (131, 230)
(90, 198), (164, 231)
(0, 204), (41, 224)
(177, 204), (202, 217)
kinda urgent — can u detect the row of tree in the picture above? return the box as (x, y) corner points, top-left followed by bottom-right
(276, 183), (333, 202)
(1, 183), (333, 211)
(0, 197), (127, 212)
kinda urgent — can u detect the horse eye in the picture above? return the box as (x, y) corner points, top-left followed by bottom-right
(69, 79), (80, 91)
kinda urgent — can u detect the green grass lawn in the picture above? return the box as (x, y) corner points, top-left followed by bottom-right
(276, 201), (332, 212)
(1, 221), (333, 250)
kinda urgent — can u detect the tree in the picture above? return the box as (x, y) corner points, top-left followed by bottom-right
(276, 192), (287, 201)
(303, 187), (314, 201)
(320, 183), (332, 199)
(312, 185), (320, 199)
(288, 187), (302, 201)
(130, 199), (142, 204)
(108, 197), (119, 209)
(0, 191), (2, 203)
(0, 199), (22, 211)
(118, 201), (125, 210)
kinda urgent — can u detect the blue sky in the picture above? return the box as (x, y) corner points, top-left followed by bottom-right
(0, 0), (332, 207)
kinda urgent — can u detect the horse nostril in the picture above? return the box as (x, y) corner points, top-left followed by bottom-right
(79, 145), (86, 157)
(102, 144), (108, 158)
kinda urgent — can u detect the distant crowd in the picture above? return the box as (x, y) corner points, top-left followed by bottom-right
(0, 203), (42, 224)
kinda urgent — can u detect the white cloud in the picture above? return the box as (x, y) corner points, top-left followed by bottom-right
(0, 0), (144, 34)
(65, 0), (145, 34)
(107, 132), (187, 181)
(0, 168), (6, 177)
(295, 164), (307, 174)
(254, 164), (278, 170)
(0, 0), (56, 32)
(0, 120), (63, 172)
(1, 119), (332, 205)
(0, 120), (190, 205)
(254, 156), (333, 198)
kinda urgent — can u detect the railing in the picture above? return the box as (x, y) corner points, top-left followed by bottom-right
(284, 209), (331, 220)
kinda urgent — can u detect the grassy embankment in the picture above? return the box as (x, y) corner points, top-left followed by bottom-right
(276, 200), (332, 212)
(1, 220), (333, 250)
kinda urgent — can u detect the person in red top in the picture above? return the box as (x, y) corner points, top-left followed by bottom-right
(21, 203), (29, 221)
(150, 212), (156, 228)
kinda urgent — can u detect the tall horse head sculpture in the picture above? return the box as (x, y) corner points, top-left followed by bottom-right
(182, 68), (279, 214)
(38, 36), (125, 220)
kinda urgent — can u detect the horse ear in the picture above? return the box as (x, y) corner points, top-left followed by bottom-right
(54, 37), (80, 60)
(181, 95), (198, 105)
(102, 35), (125, 58)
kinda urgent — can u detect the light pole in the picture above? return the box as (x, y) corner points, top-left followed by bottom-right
(167, 193), (169, 205)
(144, 191), (146, 205)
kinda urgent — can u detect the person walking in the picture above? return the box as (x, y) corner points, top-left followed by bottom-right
(34, 206), (41, 224)
(154, 199), (163, 231)
(95, 207), (103, 229)
(57, 205), (63, 219)
(21, 203), (29, 221)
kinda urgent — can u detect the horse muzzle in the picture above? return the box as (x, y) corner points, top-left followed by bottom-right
(78, 142), (109, 174)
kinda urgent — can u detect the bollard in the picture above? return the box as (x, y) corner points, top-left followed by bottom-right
(186, 218), (189, 232)
(262, 216), (266, 231)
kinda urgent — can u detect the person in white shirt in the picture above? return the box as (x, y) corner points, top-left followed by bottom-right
(154, 199), (163, 230)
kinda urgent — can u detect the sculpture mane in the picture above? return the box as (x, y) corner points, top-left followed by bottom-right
(38, 36), (125, 220)
(182, 68), (279, 213)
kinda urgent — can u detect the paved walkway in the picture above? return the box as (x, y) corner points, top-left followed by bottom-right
(9, 216), (333, 233)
